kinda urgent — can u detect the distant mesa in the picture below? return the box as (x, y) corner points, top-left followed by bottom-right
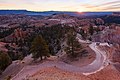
(0, 10), (114, 16)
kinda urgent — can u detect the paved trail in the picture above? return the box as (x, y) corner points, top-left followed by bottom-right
(1, 34), (110, 80)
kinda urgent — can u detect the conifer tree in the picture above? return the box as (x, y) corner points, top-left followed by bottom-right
(89, 26), (94, 35)
(65, 29), (82, 58)
(30, 35), (50, 60)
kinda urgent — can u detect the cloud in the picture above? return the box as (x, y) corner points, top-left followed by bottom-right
(101, 6), (120, 10)
(0, 0), (119, 11)
(78, 0), (120, 11)
(100, 0), (120, 5)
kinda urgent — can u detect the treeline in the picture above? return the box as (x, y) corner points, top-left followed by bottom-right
(2, 24), (72, 61)
(101, 15), (120, 24)
(78, 25), (100, 40)
(65, 29), (88, 59)
(0, 24), (76, 73)
(0, 28), (15, 39)
(32, 24), (71, 55)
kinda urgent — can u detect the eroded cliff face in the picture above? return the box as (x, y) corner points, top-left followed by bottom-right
(112, 44), (120, 63)
(92, 27), (120, 44)
(92, 26), (120, 63)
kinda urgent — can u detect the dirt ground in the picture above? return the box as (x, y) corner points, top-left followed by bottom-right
(28, 65), (120, 80)
(28, 67), (91, 80)
(59, 43), (96, 67)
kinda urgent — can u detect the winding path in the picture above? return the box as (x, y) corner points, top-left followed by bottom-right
(8, 34), (110, 80)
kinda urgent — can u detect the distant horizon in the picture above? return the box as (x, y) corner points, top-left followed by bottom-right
(0, 9), (119, 12)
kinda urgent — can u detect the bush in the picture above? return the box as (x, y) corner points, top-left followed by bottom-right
(0, 51), (12, 72)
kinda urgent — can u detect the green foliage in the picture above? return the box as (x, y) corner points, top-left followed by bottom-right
(65, 29), (82, 58)
(89, 26), (94, 35)
(7, 51), (15, 60)
(38, 24), (68, 55)
(30, 35), (50, 60)
(0, 28), (15, 39)
(18, 52), (24, 60)
(0, 51), (12, 72)
(7, 49), (24, 61)
(79, 29), (87, 39)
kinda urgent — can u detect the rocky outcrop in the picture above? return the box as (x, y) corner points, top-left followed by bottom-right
(92, 27), (120, 44)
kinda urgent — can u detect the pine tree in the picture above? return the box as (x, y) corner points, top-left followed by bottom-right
(30, 35), (50, 60)
(89, 26), (94, 35)
(79, 29), (87, 39)
(0, 51), (12, 71)
(65, 29), (82, 58)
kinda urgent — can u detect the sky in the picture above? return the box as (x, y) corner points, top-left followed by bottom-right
(0, 0), (120, 12)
